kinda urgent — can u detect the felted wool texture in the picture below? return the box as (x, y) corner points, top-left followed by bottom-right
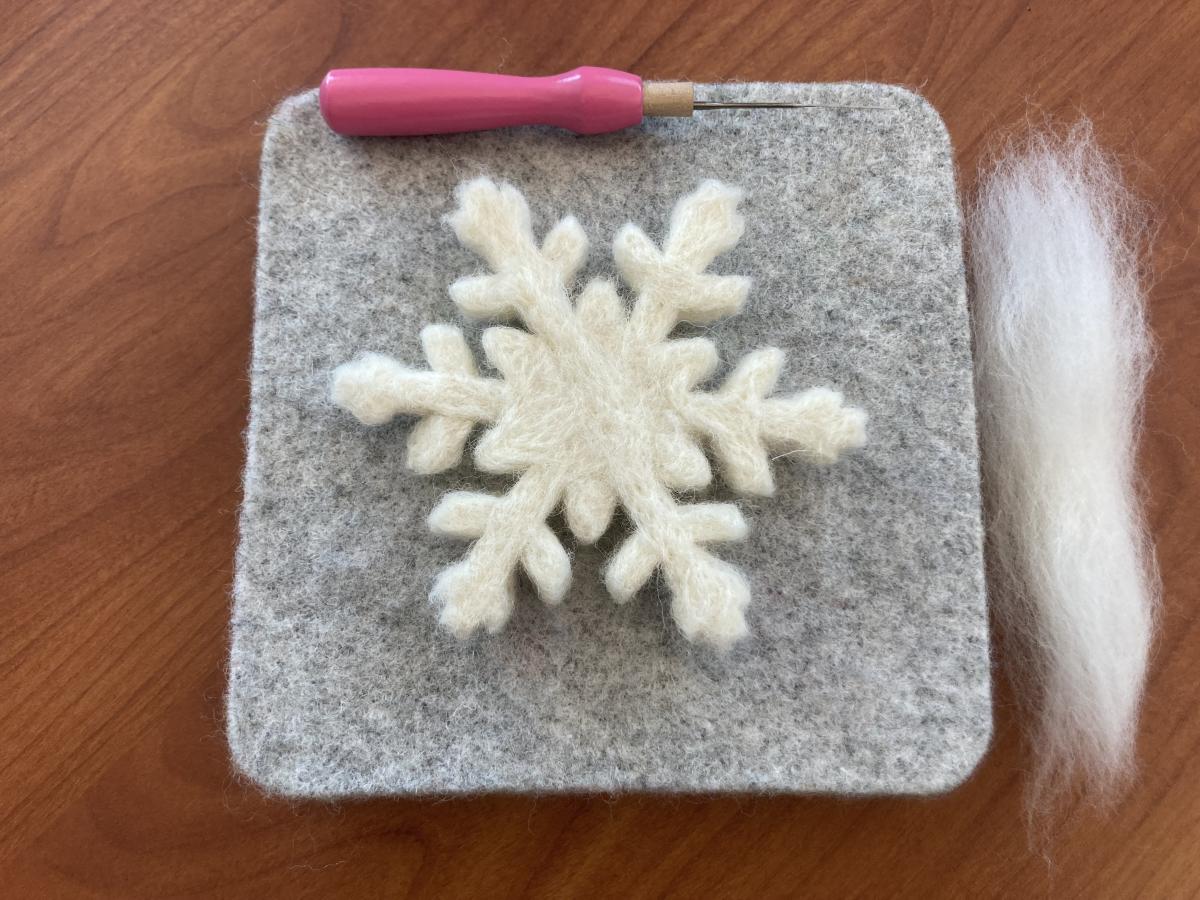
(230, 83), (990, 797)
(330, 178), (868, 649)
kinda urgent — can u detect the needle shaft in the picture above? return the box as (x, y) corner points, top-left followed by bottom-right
(693, 100), (888, 111)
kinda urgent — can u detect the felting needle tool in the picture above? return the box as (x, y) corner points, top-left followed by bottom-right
(319, 66), (884, 137)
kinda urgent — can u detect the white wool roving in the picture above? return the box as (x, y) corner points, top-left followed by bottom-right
(332, 178), (867, 648)
(968, 123), (1159, 805)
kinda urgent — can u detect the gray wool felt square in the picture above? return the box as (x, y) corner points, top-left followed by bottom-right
(228, 83), (992, 797)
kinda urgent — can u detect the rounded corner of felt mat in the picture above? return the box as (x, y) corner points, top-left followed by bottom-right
(911, 711), (995, 796)
(225, 719), (312, 800)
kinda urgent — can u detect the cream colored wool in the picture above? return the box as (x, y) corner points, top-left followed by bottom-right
(968, 123), (1158, 806)
(332, 178), (867, 648)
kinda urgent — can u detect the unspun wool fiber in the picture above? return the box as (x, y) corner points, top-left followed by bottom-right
(968, 122), (1158, 807)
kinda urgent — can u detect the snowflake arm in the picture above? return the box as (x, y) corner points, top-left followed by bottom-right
(616, 179), (752, 343)
(330, 324), (505, 474)
(427, 465), (571, 637)
(446, 178), (587, 328)
(683, 348), (869, 495)
(606, 501), (752, 648)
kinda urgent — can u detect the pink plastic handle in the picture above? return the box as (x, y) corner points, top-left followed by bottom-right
(319, 67), (645, 136)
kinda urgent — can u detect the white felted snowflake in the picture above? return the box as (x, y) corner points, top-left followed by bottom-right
(331, 178), (866, 649)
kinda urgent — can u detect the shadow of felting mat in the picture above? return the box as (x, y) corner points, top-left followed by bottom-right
(228, 84), (991, 797)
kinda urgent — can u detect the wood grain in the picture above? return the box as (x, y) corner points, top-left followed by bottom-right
(2, 1), (1197, 896)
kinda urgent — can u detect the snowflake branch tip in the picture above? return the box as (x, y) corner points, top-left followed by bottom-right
(618, 180), (752, 340)
(330, 328), (503, 473)
(521, 525), (572, 605)
(447, 274), (520, 320)
(604, 503), (747, 610)
(616, 224), (750, 322)
(564, 477), (617, 544)
(433, 561), (514, 638)
(448, 177), (589, 323)
(330, 351), (412, 427)
(763, 387), (869, 464)
(607, 552), (751, 651)
(681, 502), (749, 543)
(685, 347), (868, 494)
(606, 518), (753, 649)
(428, 491), (496, 539)
(672, 554), (753, 652)
(668, 552), (751, 650)
(541, 215), (589, 283)
(420, 323), (476, 373)
(604, 532), (659, 603)
(665, 179), (746, 270)
(429, 466), (569, 638)
(448, 177), (537, 270)
(723, 347), (783, 400)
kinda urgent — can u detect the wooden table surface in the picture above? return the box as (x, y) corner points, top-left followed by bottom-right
(3, 1), (1198, 896)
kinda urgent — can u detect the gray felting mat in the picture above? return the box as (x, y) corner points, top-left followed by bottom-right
(228, 83), (991, 797)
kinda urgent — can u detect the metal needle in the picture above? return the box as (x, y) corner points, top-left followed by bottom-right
(693, 100), (889, 111)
